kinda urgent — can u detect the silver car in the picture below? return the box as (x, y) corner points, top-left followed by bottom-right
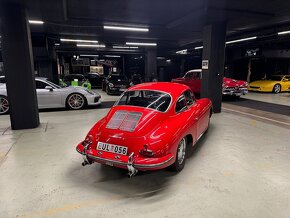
(0, 77), (101, 115)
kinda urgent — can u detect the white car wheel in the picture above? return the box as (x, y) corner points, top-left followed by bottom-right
(0, 96), (9, 115)
(67, 93), (86, 110)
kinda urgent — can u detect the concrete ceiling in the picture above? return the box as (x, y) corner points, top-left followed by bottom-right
(3, 0), (290, 53)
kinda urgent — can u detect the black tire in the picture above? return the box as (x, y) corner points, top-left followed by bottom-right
(66, 93), (86, 110)
(273, 84), (281, 93)
(170, 137), (187, 172)
(0, 95), (9, 115)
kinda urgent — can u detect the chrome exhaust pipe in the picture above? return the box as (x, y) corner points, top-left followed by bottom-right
(127, 152), (138, 178)
(81, 142), (92, 167)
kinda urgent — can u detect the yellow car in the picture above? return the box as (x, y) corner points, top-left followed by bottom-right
(248, 75), (290, 93)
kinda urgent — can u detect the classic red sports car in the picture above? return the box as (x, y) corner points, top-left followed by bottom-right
(76, 82), (212, 177)
(172, 69), (248, 97)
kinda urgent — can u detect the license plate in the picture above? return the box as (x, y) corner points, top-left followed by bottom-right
(120, 88), (126, 92)
(97, 142), (128, 155)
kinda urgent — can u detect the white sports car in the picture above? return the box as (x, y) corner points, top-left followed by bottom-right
(0, 77), (101, 115)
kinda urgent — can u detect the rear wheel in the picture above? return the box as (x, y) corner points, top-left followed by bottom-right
(66, 93), (86, 110)
(170, 137), (187, 172)
(273, 84), (281, 93)
(0, 96), (9, 115)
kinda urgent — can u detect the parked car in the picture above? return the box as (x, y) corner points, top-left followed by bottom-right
(248, 75), (290, 93)
(0, 77), (101, 115)
(102, 74), (129, 95)
(171, 69), (248, 97)
(84, 72), (105, 89)
(129, 74), (143, 86)
(63, 74), (92, 90)
(76, 82), (212, 177)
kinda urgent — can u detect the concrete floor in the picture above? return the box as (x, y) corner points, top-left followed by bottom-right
(242, 92), (290, 106)
(0, 92), (290, 218)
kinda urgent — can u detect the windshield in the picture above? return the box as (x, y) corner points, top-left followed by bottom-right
(115, 90), (171, 112)
(45, 79), (61, 89)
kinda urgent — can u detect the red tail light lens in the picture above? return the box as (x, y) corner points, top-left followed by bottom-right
(82, 135), (93, 147)
(139, 144), (154, 157)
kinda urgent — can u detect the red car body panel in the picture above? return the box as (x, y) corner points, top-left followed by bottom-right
(172, 69), (248, 96)
(76, 82), (212, 173)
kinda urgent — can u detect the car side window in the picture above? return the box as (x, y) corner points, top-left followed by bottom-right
(175, 95), (187, 113)
(184, 72), (193, 79)
(36, 81), (48, 89)
(184, 90), (195, 107)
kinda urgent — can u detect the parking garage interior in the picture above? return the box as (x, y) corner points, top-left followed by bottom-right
(0, 0), (290, 217)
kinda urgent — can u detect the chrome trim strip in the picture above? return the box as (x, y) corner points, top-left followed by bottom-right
(134, 156), (174, 168)
(87, 154), (127, 166)
(87, 154), (174, 169)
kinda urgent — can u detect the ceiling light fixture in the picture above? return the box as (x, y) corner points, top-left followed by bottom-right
(176, 49), (187, 54)
(194, 46), (203, 50)
(112, 46), (139, 49)
(29, 20), (44, 24)
(54, 43), (60, 46)
(278, 30), (290, 35)
(77, 44), (106, 48)
(126, 42), (157, 46)
(80, 54), (99, 57)
(226, 36), (257, 44)
(104, 25), (149, 32)
(104, 55), (121, 58)
(157, 57), (165, 59)
(61, 38), (99, 43)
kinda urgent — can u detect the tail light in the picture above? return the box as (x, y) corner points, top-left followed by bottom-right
(82, 135), (93, 147)
(139, 144), (154, 157)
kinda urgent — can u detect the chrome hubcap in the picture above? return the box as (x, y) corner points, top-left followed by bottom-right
(0, 97), (9, 114)
(68, 94), (84, 109)
(274, 85), (280, 93)
(177, 138), (186, 165)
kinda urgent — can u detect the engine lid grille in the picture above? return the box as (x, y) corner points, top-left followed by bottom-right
(106, 110), (142, 132)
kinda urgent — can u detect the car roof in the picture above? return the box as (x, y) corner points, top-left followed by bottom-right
(128, 82), (189, 98)
(187, 69), (202, 73)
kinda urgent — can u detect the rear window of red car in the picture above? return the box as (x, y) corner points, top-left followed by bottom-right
(115, 90), (171, 112)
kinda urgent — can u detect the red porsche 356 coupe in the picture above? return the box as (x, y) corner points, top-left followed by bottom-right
(76, 82), (212, 177)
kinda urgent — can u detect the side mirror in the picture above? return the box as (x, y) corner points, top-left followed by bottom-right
(45, 86), (53, 91)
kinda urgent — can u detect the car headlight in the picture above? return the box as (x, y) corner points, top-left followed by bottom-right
(108, 83), (114, 88)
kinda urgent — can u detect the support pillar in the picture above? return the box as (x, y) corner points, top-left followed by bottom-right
(201, 22), (226, 113)
(145, 49), (157, 82)
(1, 2), (40, 129)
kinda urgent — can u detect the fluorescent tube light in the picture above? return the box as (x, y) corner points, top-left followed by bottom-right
(176, 49), (187, 54)
(278, 30), (290, 35)
(54, 43), (60, 46)
(104, 55), (121, 58)
(29, 20), (44, 24)
(126, 42), (157, 46)
(77, 44), (106, 48)
(113, 46), (139, 49)
(226, 36), (257, 44)
(194, 46), (203, 50)
(166, 59), (171, 63)
(80, 54), (99, 57)
(104, 25), (149, 32)
(61, 38), (99, 43)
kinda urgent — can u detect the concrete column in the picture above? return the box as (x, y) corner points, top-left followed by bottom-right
(1, 2), (40, 129)
(201, 22), (226, 113)
(47, 39), (59, 83)
(145, 49), (157, 82)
